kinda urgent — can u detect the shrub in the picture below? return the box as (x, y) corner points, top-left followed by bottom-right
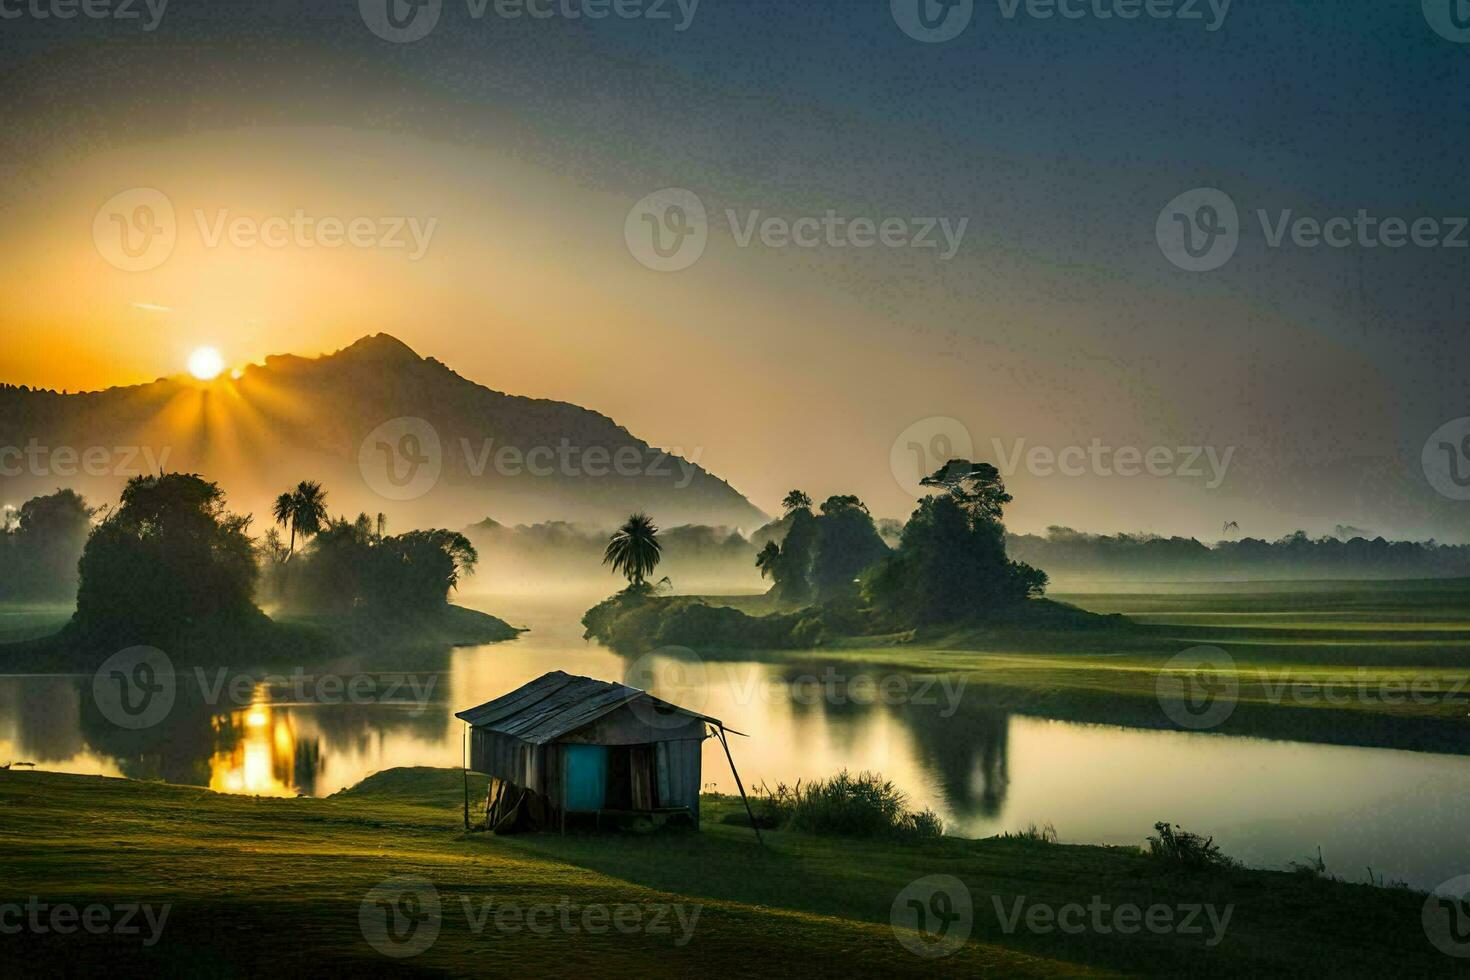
(1000, 821), (1058, 844)
(751, 770), (943, 841)
(1146, 821), (1237, 871)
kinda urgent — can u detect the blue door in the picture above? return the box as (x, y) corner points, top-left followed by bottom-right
(562, 745), (608, 811)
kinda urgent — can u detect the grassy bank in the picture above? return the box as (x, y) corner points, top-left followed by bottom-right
(671, 581), (1470, 754)
(0, 767), (1451, 977)
(0, 601), (522, 671)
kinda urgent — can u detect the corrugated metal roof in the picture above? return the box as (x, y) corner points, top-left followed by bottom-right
(455, 671), (723, 745)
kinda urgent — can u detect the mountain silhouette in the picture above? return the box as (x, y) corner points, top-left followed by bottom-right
(0, 335), (767, 532)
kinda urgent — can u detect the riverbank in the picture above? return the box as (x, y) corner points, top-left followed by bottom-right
(0, 601), (523, 671)
(0, 767), (1450, 976)
(598, 582), (1470, 754)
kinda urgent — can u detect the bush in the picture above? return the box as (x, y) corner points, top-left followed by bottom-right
(751, 770), (943, 841)
(1000, 821), (1058, 844)
(1146, 822), (1237, 871)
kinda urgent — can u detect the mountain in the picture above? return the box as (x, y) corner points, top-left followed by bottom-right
(0, 335), (767, 532)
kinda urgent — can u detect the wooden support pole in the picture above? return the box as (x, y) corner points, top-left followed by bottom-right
(715, 725), (764, 847)
(462, 725), (470, 831)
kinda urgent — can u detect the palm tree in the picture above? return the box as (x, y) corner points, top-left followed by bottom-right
(782, 489), (812, 513)
(272, 480), (329, 561)
(603, 513), (662, 589)
(755, 540), (781, 580)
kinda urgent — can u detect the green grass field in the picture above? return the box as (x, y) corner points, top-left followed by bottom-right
(694, 582), (1470, 754)
(0, 767), (1455, 977)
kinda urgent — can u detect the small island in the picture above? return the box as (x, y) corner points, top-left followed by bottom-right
(1, 474), (520, 670)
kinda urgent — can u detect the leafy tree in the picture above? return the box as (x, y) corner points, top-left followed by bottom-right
(603, 513), (662, 589)
(73, 474), (258, 647)
(288, 512), (479, 614)
(866, 460), (1046, 625)
(782, 489), (813, 513)
(271, 481), (329, 561)
(755, 540), (781, 580)
(0, 489), (95, 600)
(810, 495), (890, 603)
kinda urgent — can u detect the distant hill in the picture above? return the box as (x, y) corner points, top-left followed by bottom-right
(0, 335), (767, 531)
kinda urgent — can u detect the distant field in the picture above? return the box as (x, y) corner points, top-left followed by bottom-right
(689, 580), (1470, 754)
(0, 604), (72, 645)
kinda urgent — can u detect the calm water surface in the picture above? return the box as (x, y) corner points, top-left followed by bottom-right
(1, 593), (1467, 891)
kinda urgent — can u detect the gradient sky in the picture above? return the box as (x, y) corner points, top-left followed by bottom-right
(2, 2), (1468, 538)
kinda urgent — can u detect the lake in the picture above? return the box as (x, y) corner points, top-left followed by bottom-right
(2, 592), (1467, 892)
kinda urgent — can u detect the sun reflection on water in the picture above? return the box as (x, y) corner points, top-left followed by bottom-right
(208, 692), (299, 797)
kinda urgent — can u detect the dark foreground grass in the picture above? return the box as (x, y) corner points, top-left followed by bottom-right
(0, 768), (1456, 977)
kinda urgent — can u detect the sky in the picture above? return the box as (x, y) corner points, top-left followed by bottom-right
(1, 1), (1468, 539)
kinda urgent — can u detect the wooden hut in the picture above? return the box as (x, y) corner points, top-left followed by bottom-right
(457, 671), (759, 837)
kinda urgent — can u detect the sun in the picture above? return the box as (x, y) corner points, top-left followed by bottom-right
(187, 347), (226, 381)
